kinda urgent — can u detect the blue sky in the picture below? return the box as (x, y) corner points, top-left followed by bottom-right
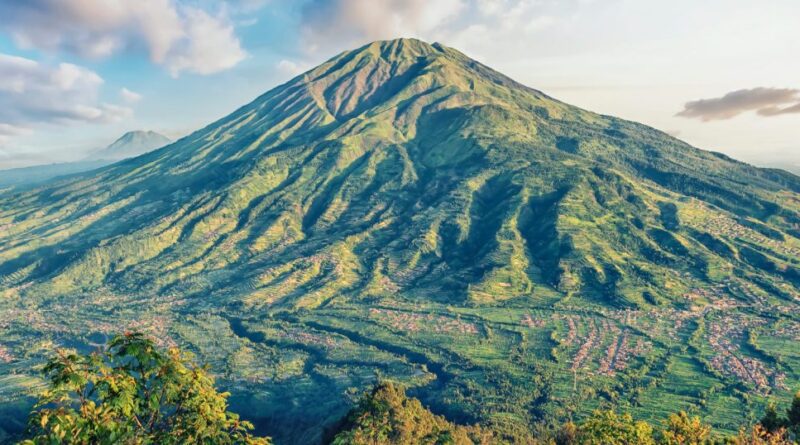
(0, 0), (798, 170)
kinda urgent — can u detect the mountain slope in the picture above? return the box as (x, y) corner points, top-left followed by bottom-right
(1, 39), (799, 443)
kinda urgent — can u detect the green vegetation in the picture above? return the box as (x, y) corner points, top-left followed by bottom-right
(330, 383), (800, 444)
(659, 411), (713, 445)
(573, 409), (656, 445)
(20, 333), (269, 445)
(10, 334), (800, 444)
(1, 38), (799, 443)
(329, 382), (493, 444)
(759, 391), (800, 437)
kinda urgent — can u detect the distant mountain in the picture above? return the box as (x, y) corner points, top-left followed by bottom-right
(0, 160), (110, 189)
(0, 131), (170, 188)
(86, 130), (171, 161)
(1, 39), (799, 443)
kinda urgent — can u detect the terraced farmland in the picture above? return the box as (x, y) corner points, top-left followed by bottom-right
(1, 38), (799, 443)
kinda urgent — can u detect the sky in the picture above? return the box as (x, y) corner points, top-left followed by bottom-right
(0, 0), (797, 171)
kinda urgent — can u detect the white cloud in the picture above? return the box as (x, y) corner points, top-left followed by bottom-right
(120, 87), (143, 103)
(294, 0), (571, 67)
(0, 0), (247, 77)
(238, 17), (260, 27)
(300, 0), (466, 53)
(0, 123), (32, 145)
(226, 0), (270, 13)
(443, 1), (560, 61)
(276, 59), (308, 78)
(163, 7), (248, 77)
(305, 1), (568, 44)
(0, 53), (132, 143)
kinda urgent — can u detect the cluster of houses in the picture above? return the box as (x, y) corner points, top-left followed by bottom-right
(368, 307), (479, 335)
(706, 318), (783, 393)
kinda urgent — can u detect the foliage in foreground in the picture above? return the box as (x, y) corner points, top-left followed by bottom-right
(17, 333), (800, 444)
(330, 384), (800, 445)
(21, 333), (270, 445)
(329, 381), (495, 444)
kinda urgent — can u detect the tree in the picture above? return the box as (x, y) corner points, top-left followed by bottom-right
(658, 411), (711, 445)
(554, 421), (578, 445)
(577, 409), (655, 445)
(21, 332), (270, 445)
(733, 424), (791, 445)
(329, 381), (492, 445)
(786, 391), (800, 429)
(760, 403), (786, 433)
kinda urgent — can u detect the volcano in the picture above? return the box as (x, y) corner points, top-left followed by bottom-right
(1, 39), (799, 443)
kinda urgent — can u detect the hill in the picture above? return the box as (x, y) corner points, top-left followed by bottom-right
(1, 38), (799, 443)
(0, 131), (171, 189)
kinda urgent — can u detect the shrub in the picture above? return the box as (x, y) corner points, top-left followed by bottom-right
(21, 332), (270, 445)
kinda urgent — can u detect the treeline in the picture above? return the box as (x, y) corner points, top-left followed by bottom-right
(13, 333), (800, 444)
(332, 382), (800, 445)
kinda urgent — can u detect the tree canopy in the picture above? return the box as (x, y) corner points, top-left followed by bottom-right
(575, 409), (655, 445)
(329, 381), (493, 445)
(329, 386), (800, 445)
(21, 332), (270, 445)
(16, 332), (800, 445)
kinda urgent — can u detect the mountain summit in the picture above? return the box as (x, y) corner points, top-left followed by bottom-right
(88, 130), (171, 161)
(1, 39), (799, 443)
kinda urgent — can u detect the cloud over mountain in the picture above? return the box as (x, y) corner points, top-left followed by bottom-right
(0, 0), (247, 77)
(299, 0), (465, 51)
(120, 88), (143, 104)
(297, 0), (570, 59)
(677, 87), (800, 121)
(0, 53), (131, 142)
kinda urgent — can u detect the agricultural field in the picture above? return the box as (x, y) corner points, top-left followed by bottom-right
(1, 39), (799, 443)
(3, 275), (799, 442)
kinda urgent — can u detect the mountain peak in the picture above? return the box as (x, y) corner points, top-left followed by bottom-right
(88, 130), (171, 161)
(242, 36), (541, 129)
(117, 130), (164, 140)
(357, 37), (446, 60)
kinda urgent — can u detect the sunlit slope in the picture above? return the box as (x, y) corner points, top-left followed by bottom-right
(2, 39), (800, 443)
(1, 39), (797, 309)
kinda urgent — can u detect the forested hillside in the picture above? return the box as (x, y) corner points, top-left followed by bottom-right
(1, 38), (799, 443)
